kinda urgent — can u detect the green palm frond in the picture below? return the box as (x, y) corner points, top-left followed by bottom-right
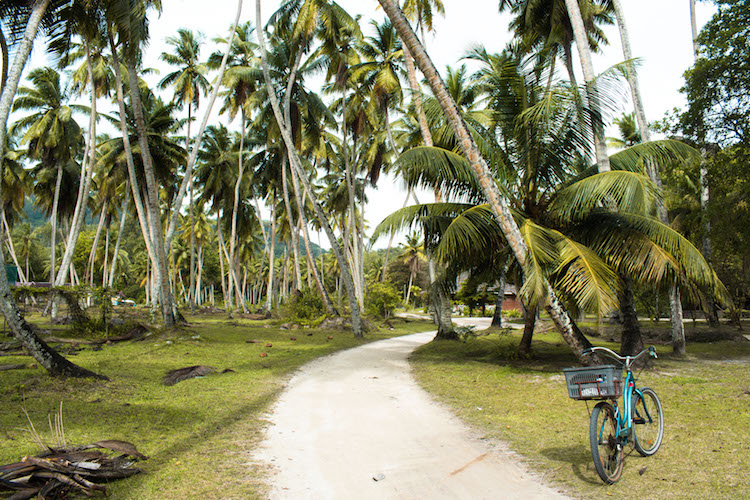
(370, 202), (474, 245)
(551, 170), (659, 219)
(432, 204), (503, 263)
(519, 220), (557, 307)
(609, 139), (701, 173)
(552, 229), (620, 316)
(578, 212), (731, 306)
(394, 146), (486, 202)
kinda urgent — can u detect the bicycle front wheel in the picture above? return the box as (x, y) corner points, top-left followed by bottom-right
(590, 401), (624, 484)
(633, 387), (664, 456)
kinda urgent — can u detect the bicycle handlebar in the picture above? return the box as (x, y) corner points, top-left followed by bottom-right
(582, 345), (657, 365)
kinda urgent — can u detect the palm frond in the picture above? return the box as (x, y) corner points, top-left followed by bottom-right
(551, 170), (659, 219)
(609, 139), (701, 173)
(394, 146), (485, 202)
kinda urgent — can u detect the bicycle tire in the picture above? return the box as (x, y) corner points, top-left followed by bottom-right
(632, 387), (664, 456)
(590, 401), (624, 484)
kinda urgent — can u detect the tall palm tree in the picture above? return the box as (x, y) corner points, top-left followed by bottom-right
(401, 232), (424, 306)
(48, 2), (111, 294)
(159, 27), (210, 312)
(0, 0), (104, 379)
(12, 66), (83, 285)
(257, 0), (363, 337)
(209, 21), (261, 313)
(104, 0), (177, 325)
(379, 0), (599, 359)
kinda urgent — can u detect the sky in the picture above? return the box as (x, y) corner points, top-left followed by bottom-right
(26, 0), (719, 249)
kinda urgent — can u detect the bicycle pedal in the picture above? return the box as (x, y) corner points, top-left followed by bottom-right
(633, 417), (646, 424)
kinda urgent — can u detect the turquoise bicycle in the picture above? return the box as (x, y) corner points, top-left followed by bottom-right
(564, 346), (664, 484)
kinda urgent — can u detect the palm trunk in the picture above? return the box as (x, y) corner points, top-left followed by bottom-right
(48, 161), (63, 284)
(228, 110), (246, 312)
(102, 222), (110, 288)
(2, 211), (27, 282)
(125, 56), (174, 326)
(108, 33), (159, 307)
(257, 0), (362, 336)
(340, 85), (364, 311)
(381, 0), (594, 360)
(187, 106), (196, 314)
(108, 185), (130, 287)
(289, 152), (337, 315)
(518, 302), (536, 356)
(281, 155), (302, 291)
(265, 198), (276, 313)
(404, 40), (454, 337)
(87, 204), (107, 285)
(217, 221), (228, 308)
(491, 276), (505, 327)
(619, 275), (644, 355)
(562, 0), (610, 172)
(55, 39), (97, 289)
(689, 0), (700, 56)
(613, 0), (690, 348)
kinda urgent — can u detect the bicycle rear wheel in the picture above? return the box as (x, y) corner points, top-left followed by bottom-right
(590, 401), (624, 484)
(633, 387), (664, 456)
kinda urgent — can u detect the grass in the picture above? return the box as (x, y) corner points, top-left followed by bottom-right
(410, 323), (750, 499)
(0, 311), (434, 499)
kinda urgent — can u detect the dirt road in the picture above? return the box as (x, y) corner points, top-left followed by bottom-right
(254, 319), (567, 499)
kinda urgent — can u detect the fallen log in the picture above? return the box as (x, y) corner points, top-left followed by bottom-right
(0, 364), (26, 371)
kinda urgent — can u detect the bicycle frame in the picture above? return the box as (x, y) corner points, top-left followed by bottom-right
(610, 370), (642, 443)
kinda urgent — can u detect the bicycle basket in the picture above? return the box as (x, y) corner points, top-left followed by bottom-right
(563, 365), (622, 400)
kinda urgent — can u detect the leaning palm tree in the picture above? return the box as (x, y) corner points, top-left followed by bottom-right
(380, 0), (602, 360)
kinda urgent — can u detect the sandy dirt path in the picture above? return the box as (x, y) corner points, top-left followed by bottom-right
(254, 319), (568, 499)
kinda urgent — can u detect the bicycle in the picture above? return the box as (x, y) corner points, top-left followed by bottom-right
(563, 346), (664, 484)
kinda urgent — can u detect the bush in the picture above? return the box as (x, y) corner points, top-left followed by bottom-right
(501, 309), (522, 319)
(367, 282), (401, 319)
(283, 288), (327, 324)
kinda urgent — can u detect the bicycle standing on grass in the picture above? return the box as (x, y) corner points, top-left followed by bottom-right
(563, 346), (664, 484)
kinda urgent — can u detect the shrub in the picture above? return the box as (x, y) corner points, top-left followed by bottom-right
(367, 282), (401, 319)
(283, 288), (327, 324)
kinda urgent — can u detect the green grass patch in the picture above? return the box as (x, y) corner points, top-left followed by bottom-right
(0, 313), (434, 499)
(410, 325), (750, 499)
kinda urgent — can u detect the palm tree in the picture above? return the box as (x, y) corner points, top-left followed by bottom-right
(379, 0), (601, 359)
(0, 0), (104, 379)
(209, 21), (261, 313)
(257, 0), (363, 337)
(400, 232), (424, 306)
(49, 3), (111, 294)
(159, 27), (211, 312)
(12, 66), (83, 285)
(104, 0), (176, 325)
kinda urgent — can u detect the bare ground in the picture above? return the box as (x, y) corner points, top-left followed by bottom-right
(253, 318), (568, 499)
